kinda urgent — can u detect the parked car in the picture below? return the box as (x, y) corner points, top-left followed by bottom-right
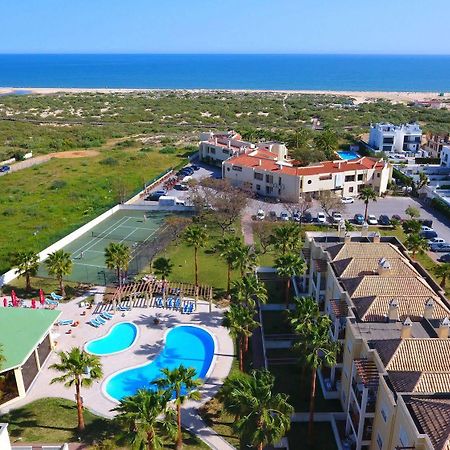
(378, 215), (390, 226)
(292, 211), (301, 222)
(256, 209), (266, 220)
(367, 215), (378, 225)
(354, 214), (364, 225)
(301, 212), (313, 223)
(341, 196), (354, 204)
(0, 165), (10, 173)
(174, 183), (189, 191)
(391, 214), (402, 222)
(332, 212), (343, 223)
(420, 230), (438, 240)
(191, 164), (200, 171)
(428, 237), (446, 245)
(431, 243), (450, 253)
(419, 219), (433, 228)
(317, 212), (327, 223)
(421, 225), (434, 232)
(269, 210), (277, 220)
(280, 211), (290, 221)
(438, 253), (450, 263)
(145, 190), (167, 201)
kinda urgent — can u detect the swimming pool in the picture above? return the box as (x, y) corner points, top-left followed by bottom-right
(85, 322), (138, 356)
(337, 151), (360, 160)
(104, 325), (216, 402)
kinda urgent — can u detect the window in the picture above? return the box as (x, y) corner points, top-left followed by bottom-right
(376, 434), (383, 450)
(254, 172), (263, 180)
(210, 147), (216, 154)
(377, 173), (380, 178)
(266, 174), (273, 183)
(226, 167), (230, 171)
(383, 137), (394, 144)
(380, 404), (388, 422)
(232, 166), (242, 172)
(349, 187), (354, 193)
(357, 174), (364, 181)
(345, 175), (355, 182)
(222, 149), (230, 155)
(307, 179), (312, 184)
(399, 427), (409, 447)
(266, 186), (273, 194)
(256, 184), (261, 191)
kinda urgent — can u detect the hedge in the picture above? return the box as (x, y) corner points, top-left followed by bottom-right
(431, 197), (450, 220)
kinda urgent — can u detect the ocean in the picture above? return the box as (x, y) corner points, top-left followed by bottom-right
(0, 54), (449, 92)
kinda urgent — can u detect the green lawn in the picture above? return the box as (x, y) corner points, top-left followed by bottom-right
(1, 398), (208, 449)
(287, 422), (338, 450)
(0, 142), (185, 273)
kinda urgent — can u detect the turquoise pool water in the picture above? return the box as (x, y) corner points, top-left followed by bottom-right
(105, 325), (215, 401)
(337, 151), (360, 160)
(85, 322), (138, 355)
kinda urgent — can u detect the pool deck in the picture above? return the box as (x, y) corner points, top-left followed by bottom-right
(1, 290), (235, 450)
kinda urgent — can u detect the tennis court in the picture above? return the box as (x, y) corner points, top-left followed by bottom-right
(38, 209), (179, 285)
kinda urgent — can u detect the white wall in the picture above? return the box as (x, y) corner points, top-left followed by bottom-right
(0, 424), (11, 450)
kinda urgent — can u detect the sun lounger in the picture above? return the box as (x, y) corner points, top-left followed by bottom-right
(155, 297), (163, 308)
(96, 315), (106, 325)
(50, 292), (63, 301)
(89, 318), (100, 328)
(45, 298), (59, 306)
(58, 319), (74, 326)
(117, 305), (130, 311)
(174, 298), (181, 310)
(102, 311), (113, 320)
(166, 297), (174, 309)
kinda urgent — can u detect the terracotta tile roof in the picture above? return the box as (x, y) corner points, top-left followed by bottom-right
(354, 295), (449, 322)
(313, 259), (328, 273)
(406, 396), (450, 450)
(371, 338), (450, 372)
(388, 371), (450, 394)
(329, 298), (348, 318)
(354, 359), (380, 389)
(332, 257), (418, 279)
(342, 276), (436, 299)
(225, 155), (387, 177)
(326, 242), (404, 262)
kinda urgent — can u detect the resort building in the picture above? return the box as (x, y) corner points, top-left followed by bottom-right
(0, 308), (60, 407)
(424, 134), (449, 159)
(302, 232), (450, 450)
(223, 150), (392, 201)
(368, 123), (422, 153)
(440, 145), (450, 169)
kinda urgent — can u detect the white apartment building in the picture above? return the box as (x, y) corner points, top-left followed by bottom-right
(222, 148), (392, 201)
(440, 145), (450, 169)
(369, 123), (422, 153)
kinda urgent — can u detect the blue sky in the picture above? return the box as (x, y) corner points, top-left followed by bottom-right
(1, 0), (449, 54)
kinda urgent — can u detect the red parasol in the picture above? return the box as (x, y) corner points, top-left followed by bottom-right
(3, 297), (7, 307)
(39, 289), (45, 305)
(31, 298), (36, 309)
(11, 290), (18, 306)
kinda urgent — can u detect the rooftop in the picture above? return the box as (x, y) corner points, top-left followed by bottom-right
(0, 308), (60, 371)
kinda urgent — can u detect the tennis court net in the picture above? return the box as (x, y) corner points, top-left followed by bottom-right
(91, 230), (153, 243)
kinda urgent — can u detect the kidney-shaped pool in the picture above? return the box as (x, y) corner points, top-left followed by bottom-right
(85, 322), (138, 356)
(104, 325), (215, 402)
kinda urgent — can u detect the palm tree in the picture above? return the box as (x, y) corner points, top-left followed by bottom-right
(313, 130), (338, 160)
(358, 186), (377, 221)
(275, 253), (305, 308)
(270, 223), (302, 256)
(232, 274), (268, 309)
(434, 263), (450, 289)
(112, 389), (177, 450)
(11, 251), (39, 291)
(233, 243), (257, 277)
(218, 370), (253, 421)
(223, 304), (259, 371)
(50, 347), (103, 431)
(152, 257), (173, 281)
(293, 314), (339, 441)
(216, 235), (241, 294)
(405, 233), (428, 259)
(153, 365), (202, 450)
(45, 249), (73, 297)
(289, 297), (320, 334)
(182, 224), (208, 286)
(223, 369), (293, 450)
(105, 242), (131, 287)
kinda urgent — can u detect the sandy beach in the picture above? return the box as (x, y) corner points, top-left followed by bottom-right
(0, 86), (448, 104)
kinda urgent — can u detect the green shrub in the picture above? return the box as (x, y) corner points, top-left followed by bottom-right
(100, 157), (118, 166)
(50, 180), (67, 190)
(159, 146), (177, 154)
(140, 147), (154, 153)
(431, 197), (450, 219)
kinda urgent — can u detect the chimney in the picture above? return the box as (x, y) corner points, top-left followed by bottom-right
(377, 258), (391, 276)
(438, 317), (450, 339)
(228, 140), (231, 149)
(277, 145), (284, 162)
(344, 232), (351, 243)
(401, 317), (413, 339)
(259, 159), (262, 166)
(388, 298), (400, 322)
(423, 298), (435, 319)
(373, 232), (381, 243)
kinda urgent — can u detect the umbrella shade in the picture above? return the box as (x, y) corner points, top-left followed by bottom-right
(31, 299), (36, 309)
(3, 297), (7, 307)
(39, 289), (45, 305)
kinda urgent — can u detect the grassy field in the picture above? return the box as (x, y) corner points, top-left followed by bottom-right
(1, 397), (208, 449)
(0, 141), (187, 273)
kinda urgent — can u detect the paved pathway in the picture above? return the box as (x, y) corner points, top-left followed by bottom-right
(241, 212), (255, 245)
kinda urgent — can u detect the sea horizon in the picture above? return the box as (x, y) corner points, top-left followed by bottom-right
(0, 54), (449, 92)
